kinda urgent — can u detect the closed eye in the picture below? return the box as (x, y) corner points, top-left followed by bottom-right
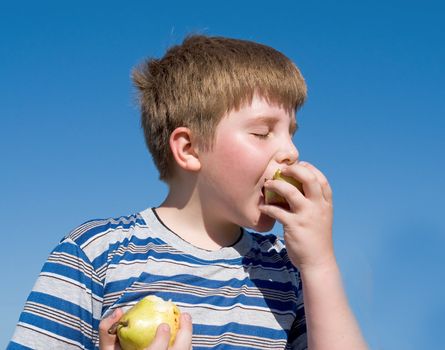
(252, 132), (270, 139)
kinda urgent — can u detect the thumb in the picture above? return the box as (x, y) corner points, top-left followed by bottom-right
(145, 323), (171, 350)
(99, 308), (124, 349)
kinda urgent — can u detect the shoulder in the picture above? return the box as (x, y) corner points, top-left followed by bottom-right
(66, 211), (146, 246)
(60, 211), (148, 265)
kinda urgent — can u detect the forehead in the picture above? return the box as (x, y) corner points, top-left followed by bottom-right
(224, 94), (297, 128)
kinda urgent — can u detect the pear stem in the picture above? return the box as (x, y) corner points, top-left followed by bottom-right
(108, 320), (128, 335)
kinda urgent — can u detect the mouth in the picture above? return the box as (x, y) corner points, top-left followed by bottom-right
(260, 177), (291, 211)
(260, 174), (272, 198)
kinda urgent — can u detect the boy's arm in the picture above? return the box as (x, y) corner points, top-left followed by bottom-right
(8, 238), (102, 349)
(260, 162), (368, 350)
(299, 259), (366, 349)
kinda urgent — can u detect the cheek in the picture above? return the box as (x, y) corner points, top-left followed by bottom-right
(215, 134), (267, 178)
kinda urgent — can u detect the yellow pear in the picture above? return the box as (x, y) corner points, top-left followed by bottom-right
(109, 295), (180, 350)
(264, 169), (304, 205)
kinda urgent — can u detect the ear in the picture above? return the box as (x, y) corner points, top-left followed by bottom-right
(169, 127), (201, 172)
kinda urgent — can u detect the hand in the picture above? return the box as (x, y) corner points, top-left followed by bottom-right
(260, 161), (335, 273)
(99, 308), (193, 350)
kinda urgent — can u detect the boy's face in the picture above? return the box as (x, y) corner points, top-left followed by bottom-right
(197, 94), (299, 232)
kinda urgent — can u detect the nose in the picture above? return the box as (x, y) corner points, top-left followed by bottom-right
(275, 138), (299, 165)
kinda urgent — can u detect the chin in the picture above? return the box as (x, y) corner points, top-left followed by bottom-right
(247, 213), (276, 233)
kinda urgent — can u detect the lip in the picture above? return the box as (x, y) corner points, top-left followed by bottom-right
(258, 173), (273, 205)
(258, 168), (279, 205)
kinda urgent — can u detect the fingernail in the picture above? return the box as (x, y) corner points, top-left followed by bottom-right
(159, 323), (170, 332)
(182, 313), (191, 321)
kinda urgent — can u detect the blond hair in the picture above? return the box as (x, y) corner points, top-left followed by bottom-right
(133, 35), (307, 181)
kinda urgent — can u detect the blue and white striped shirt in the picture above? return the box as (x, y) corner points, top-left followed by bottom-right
(8, 208), (307, 349)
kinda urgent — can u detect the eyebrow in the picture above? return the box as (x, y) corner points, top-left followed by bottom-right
(290, 119), (299, 136)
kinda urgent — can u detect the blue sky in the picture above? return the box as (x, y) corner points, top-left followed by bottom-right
(1, 0), (444, 348)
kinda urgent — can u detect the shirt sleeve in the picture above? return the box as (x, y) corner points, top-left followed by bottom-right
(7, 238), (104, 350)
(286, 305), (307, 349)
(286, 268), (308, 350)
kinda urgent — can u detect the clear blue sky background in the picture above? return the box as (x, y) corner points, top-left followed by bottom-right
(1, 0), (444, 348)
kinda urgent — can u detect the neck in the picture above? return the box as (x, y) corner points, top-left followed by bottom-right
(156, 178), (241, 251)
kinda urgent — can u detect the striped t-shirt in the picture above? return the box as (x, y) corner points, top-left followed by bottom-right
(8, 208), (307, 349)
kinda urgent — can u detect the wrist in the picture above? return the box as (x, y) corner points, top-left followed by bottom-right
(298, 254), (339, 279)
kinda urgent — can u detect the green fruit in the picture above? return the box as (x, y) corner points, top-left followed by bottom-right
(264, 169), (304, 205)
(112, 295), (180, 350)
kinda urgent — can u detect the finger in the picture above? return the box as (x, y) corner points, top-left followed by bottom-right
(263, 178), (305, 212)
(298, 161), (333, 203)
(281, 163), (323, 200)
(145, 323), (171, 350)
(259, 202), (292, 225)
(99, 308), (124, 350)
(171, 313), (193, 350)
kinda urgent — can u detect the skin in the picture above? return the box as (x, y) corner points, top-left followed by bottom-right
(155, 94), (300, 250)
(99, 93), (368, 349)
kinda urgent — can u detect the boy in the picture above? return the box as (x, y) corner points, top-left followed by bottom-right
(9, 35), (367, 349)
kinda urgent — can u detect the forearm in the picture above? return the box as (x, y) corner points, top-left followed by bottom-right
(300, 261), (368, 350)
